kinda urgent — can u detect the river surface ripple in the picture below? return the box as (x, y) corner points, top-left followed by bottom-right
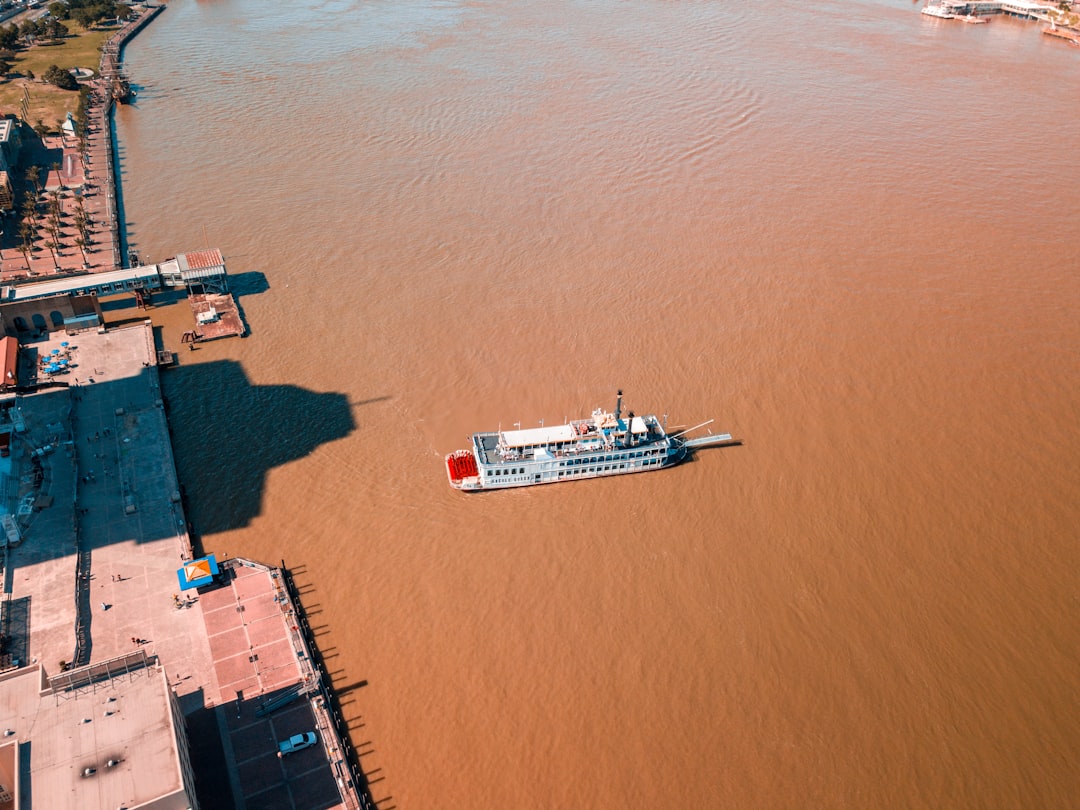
(116, 1), (1080, 807)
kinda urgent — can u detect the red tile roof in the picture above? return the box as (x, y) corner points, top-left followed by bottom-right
(0, 335), (17, 388)
(181, 249), (224, 270)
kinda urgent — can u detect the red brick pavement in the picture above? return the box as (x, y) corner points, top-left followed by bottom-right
(200, 561), (347, 809)
(201, 562), (307, 706)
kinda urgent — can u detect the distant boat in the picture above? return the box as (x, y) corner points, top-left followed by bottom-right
(111, 75), (133, 103)
(446, 391), (733, 491)
(921, 3), (955, 19)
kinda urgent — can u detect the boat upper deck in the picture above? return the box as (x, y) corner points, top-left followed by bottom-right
(473, 412), (669, 466)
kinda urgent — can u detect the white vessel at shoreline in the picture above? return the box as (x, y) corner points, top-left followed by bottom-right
(922, 4), (956, 19)
(446, 391), (733, 491)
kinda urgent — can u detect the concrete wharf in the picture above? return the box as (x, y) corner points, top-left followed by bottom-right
(0, 322), (369, 809)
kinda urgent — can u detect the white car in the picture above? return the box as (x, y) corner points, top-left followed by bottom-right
(277, 731), (318, 757)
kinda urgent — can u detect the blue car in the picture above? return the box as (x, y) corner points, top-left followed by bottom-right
(277, 731), (318, 757)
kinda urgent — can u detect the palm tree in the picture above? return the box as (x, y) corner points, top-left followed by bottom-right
(18, 220), (34, 272)
(44, 234), (59, 268)
(47, 218), (61, 253)
(20, 196), (38, 256)
(48, 189), (63, 238)
(20, 194), (36, 225)
(25, 165), (40, 197)
(73, 204), (87, 240)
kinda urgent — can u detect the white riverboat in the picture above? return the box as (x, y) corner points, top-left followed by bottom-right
(921, 3), (956, 18)
(446, 391), (732, 491)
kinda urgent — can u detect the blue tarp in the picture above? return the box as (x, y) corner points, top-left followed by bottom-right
(177, 554), (219, 590)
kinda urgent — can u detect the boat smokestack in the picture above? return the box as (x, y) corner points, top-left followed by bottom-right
(615, 390), (623, 422)
(626, 410), (635, 447)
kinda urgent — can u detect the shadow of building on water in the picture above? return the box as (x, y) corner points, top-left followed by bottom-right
(161, 359), (361, 541)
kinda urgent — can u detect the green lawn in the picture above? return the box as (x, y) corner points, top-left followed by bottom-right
(18, 24), (112, 76)
(0, 23), (114, 130)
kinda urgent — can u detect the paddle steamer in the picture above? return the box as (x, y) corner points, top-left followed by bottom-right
(446, 391), (732, 491)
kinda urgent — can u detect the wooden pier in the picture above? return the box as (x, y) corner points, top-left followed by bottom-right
(1043, 26), (1080, 45)
(187, 293), (245, 341)
(164, 248), (246, 342)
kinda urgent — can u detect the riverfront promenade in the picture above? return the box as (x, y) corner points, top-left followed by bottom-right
(0, 7), (167, 281)
(0, 118), (118, 280)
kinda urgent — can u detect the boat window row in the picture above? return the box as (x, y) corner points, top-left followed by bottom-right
(562, 448), (662, 466)
(557, 457), (664, 478)
(491, 467), (525, 477)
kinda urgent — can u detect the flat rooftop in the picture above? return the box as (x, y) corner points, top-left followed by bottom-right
(0, 656), (190, 810)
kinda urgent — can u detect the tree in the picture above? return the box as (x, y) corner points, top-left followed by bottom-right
(47, 187), (62, 232)
(18, 218), (35, 271)
(43, 64), (78, 91)
(45, 186), (63, 265)
(17, 223), (33, 272)
(71, 7), (101, 28)
(46, 234), (60, 263)
(0, 25), (19, 52)
(25, 165), (40, 196)
(41, 19), (68, 42)
(18, 19), (38, 44)
(74, 194), (89, 242)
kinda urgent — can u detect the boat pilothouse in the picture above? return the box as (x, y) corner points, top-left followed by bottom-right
(446, 391), (733, 491)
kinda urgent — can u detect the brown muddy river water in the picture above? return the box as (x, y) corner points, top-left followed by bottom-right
(115, 1), (1079, 806)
